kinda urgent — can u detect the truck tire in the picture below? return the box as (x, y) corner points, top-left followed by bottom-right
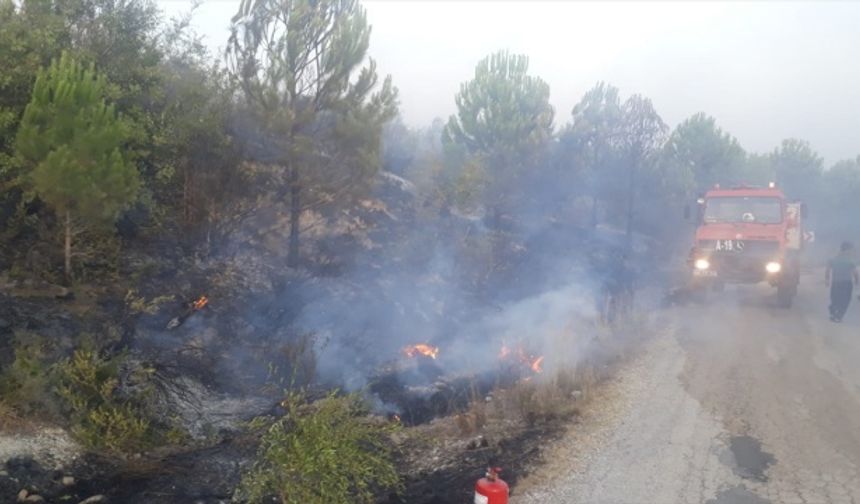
(777, 285), (795, 308)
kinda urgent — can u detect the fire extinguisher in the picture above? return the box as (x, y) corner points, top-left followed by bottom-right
(474, 466), (508, 504)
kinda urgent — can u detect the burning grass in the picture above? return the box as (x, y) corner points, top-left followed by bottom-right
(381, 361), (600, 504)
(192, 295), (209, 311)
(498, 343), (545, 374)
(382, 312), (662, 504)
(402, 343), (439, 360)
(369, 339), (547, 426)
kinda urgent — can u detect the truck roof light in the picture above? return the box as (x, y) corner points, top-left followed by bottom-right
(714, 183), (720, 189)
(768, 182), (776, 188)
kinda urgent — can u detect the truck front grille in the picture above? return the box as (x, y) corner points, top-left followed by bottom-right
(698, 240), (780, 281)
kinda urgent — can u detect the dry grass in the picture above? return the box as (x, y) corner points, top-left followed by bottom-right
(0, 400), (31, 433)
(505, 368), (585, 426)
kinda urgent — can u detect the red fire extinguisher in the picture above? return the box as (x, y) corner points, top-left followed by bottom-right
(474, 466), (509, 504)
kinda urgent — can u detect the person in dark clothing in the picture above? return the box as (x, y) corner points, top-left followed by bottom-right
(825, 241), (859, 322)
(592, 247), (637, 324)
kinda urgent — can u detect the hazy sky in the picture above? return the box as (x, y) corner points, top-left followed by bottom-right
(157, 0), (860, 165)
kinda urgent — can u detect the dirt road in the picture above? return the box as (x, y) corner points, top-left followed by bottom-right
(516, 272), (860, 504)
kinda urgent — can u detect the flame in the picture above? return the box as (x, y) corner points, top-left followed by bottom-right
(498, 342), (544, 374)
(530, 356), (545, 374)
(403, 343), (439, 360)
(193, 295), (209, 310)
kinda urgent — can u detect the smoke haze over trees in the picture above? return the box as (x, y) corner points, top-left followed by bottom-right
(1, 0), (858, 410)
(1, 0), (860, 502)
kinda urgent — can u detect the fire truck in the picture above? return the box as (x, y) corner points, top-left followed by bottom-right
(685, 183), (807, 307)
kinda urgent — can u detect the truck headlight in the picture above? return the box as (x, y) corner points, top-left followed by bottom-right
(765, 261), (782, 274)
(694, 259), (710, 270)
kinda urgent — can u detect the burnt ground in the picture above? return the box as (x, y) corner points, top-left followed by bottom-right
(379, 341), (642, 504)
(0, 393), (575, 504)
(382, 417), (570, 504)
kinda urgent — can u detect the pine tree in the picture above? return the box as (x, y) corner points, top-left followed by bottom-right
(16, 51), (139, 281)
(442, 51), (554, 219)
(227, 0), (397, 268)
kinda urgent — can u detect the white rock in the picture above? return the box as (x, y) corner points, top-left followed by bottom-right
(79, 495), (107, 504)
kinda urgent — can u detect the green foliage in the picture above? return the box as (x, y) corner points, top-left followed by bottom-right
(239, 392), (401, 504)
(124, 289), (175, 315)
(662, 112), (747, 193)
(444, 51), (553, 160)
(0, 0), (67, 231)
(818, 156), (860, 239)
(771, 138), (823, 202)
(0, 0), (64, 154)
(443, 51), (553, 212)
(559, 82), (623, 198)
(0, 332), (57, 416)
(55, 349), (152, 454)
(742, 153), (775, 187)
(17, 51), (139, 223)
(15, 51), (139, 279)
(228, 0), (398, 266)
(149, 14), (244, 232)
(615, 95), (668, 234)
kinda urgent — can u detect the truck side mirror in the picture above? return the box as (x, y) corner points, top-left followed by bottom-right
(801, 203), (808, 219)
(683, 204), (691, 220)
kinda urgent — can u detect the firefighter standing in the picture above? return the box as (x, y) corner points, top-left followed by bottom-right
(825, 241), (859, 323)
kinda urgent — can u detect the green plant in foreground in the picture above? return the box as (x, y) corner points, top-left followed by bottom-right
(0, 332), (55, 416)
(239, 392), (401, 504)
(55, 349), (151, 454)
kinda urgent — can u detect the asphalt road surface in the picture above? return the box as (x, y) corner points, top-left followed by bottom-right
(516, 272), (860, 504)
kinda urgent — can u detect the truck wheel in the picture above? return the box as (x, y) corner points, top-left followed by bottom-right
(777, 285), (795, 308)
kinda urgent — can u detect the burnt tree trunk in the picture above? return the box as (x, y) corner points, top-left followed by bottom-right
(591, 149), (601, 229)
(64, 209), (72, 283)
(625, 160), (636, 242)
(183, 167), (192, 226)
(288, 162), (301, 268)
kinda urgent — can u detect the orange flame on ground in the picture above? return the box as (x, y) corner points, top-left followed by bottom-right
(530, 356), (545, 374)
(193, 295), (209, 310)
(403, 343), (439, 360)
(498, 343), (544, 374)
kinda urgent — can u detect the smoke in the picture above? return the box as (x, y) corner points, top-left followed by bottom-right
(283, 162), (640, 396)
(126, 116), (674, 428)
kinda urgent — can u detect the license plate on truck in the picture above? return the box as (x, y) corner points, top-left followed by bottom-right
(694, 269), (717, 277)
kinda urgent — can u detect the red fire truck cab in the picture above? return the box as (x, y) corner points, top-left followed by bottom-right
(686, 183), (807, 307)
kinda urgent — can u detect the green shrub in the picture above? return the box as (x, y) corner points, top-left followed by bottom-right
(55, 349), (152, 454)
(0, 332), (57, 416)
(239, 392), (401, 504)
(124, 289), (175, 315)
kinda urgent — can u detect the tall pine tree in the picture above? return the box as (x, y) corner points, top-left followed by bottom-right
(227, 0), (397, 268)
(16, 51), (139, 281)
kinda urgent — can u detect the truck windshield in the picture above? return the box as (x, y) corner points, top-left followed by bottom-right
(703, 197), (782, 224)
